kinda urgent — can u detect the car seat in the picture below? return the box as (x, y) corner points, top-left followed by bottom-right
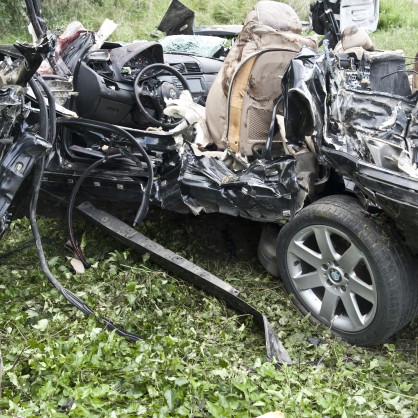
(205, 1), (317, 157)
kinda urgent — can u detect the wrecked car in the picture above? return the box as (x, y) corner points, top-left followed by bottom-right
(0, 0), (417, 349)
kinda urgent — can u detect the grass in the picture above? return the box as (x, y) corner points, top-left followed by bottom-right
(371, 0), (418, 58)
(0, 0), (311, 44)
(0, 0), (417, 416)
(0, 211), (417, 416)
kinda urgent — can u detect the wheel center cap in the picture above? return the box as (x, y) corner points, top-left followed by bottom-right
(328, 268), (342, 284)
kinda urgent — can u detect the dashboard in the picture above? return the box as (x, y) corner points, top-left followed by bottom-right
(75, 41), (223, 127)
(121, 54), (153, 81)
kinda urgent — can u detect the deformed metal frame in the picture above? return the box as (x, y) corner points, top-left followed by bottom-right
(78, 200), (293, 365)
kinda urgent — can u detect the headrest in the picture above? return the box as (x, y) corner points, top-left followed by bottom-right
(341, 26), (374, 51)
(244, 1), (302, 34)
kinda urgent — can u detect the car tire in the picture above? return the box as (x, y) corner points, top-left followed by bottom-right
(276, 194), (418, 346)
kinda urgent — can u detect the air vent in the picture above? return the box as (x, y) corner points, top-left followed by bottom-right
(89, 61), (113, 78)
(184, 62), (200, 73)
(171, 63), (186, 73)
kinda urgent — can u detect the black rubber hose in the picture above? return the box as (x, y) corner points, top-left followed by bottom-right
(24, 0), (45, 39)
(57, 118), (154, 226)
(29, 75), (86, 315)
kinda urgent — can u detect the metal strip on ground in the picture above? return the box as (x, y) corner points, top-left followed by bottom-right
(77, 201), (292, 365)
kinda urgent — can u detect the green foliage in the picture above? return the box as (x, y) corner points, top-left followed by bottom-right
(378, 0), (418, 29)
(211, 0), (257, 24)
(208, 0), (310, 24)
(0, 0), (27, 42)
(370, 0), (418, 57)
(0, 214), (417, 416)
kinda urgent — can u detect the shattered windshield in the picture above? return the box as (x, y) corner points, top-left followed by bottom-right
(159, 35), (226, 58)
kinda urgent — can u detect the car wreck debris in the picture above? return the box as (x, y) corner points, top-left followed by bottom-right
(78, 201), (292, 365)
(0, 0), (417, 351)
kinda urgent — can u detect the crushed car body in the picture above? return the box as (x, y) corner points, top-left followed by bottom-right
(0, 0), (417, 349)
(283, 42), (418, 251)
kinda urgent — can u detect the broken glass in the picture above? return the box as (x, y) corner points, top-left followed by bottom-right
(159, 35), (226, 58)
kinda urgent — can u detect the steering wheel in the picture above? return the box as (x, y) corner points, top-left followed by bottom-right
(133, 63), (190, 129)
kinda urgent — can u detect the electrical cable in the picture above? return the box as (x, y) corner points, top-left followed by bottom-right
(29, 157), (141, 342)
(57, 118), (154, 226)
(0, 238), (57, 260)
(66, 146), (147, 267)
(66, 153), (123, 267)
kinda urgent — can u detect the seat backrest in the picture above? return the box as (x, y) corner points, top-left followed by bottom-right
(367, 51), (412, 97)
(205, 2), (316, 156)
